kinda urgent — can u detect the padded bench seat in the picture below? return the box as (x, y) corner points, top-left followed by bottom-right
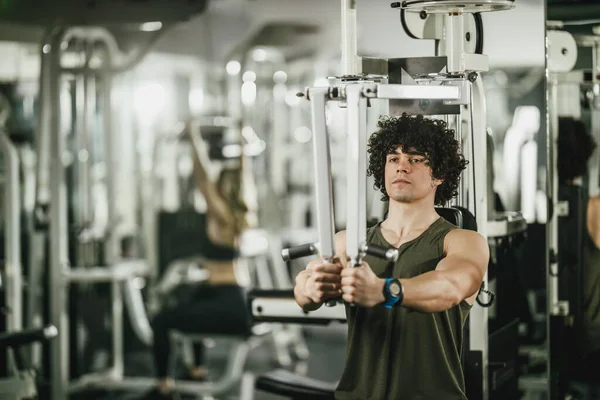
(256, 368), (336, 400)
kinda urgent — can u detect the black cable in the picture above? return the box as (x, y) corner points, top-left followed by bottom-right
(401, 8), (419, 39)
(473, 13), (484, 55)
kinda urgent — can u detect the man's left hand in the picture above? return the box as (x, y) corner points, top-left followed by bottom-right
(340, 262), (386, 307)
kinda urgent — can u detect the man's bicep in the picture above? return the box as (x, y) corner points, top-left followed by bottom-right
(440, 230), (489, 277)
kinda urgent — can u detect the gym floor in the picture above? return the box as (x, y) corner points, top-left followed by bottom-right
(67, 325), (348, 400)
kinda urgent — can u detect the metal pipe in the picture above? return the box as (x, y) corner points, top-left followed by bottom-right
(341, 0), (361, 76)
(345, 85), (367, 265)
(469, 76), (489, 400)
(35, 34), (54, 217)
(373, 83), (461, 100)
(444, 13), (466, 73)
(0, 128), (23, 336)
(62, 27), (143, 71)
(47, 27), (70, 400)
(309, 88), (336, 260)
(122, 279), (153, 346)
(547, 73), (560, 315)
(112, 280), (124, 378)
(100, 44), (119, 265)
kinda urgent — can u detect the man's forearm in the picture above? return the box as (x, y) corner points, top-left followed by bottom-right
(400, 270), (465, 312)
(294, 270), (322, 311)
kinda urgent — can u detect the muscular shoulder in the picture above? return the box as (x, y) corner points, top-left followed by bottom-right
(443, 228), (488, 258)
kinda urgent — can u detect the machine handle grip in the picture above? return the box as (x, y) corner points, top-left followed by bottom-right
(365, 244), (399, 262)
(0, 325), (58, 349)
(281, 243), (318, 262)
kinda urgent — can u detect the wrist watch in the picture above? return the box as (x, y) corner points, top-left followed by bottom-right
(383, 278), (404, 309)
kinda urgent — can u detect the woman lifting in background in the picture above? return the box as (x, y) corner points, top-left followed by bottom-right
(143, 120), (252, 400)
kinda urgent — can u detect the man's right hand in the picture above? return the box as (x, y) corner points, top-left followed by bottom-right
(301, 258), (344, 304)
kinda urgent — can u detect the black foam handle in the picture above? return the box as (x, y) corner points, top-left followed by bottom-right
(365, 244), (399, 262)
(0, 325), (58, 349)
(281, 243), (317, 262)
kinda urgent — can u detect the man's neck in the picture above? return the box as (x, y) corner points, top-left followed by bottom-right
(384, 199), (439, 236)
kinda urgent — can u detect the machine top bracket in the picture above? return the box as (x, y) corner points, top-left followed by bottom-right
(393, 0), (514, 14)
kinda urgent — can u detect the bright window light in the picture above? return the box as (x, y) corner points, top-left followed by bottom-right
(139, 21), (162, 32)
(294, 126), (312, 143)
(242, 71), (257, 83)
(273, 70), (287, 84)
(134, 83), (166, 119)
(189, 88), (204, 114)
(252, 48), (267, 62)
(241, 82), (257, 106)
(226, 60), (241, 76)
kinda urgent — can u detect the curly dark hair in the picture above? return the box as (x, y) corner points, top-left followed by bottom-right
(557, 117), (597, 184)
(367, 113), (468, 205)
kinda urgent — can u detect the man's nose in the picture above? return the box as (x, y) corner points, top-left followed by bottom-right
(397, 159), (410, 173)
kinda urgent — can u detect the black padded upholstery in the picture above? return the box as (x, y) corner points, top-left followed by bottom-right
(256, 369), (336, 400)
(435, 206), (477, 231)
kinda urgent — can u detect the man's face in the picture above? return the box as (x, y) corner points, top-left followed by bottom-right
(384, 146), (442, 204)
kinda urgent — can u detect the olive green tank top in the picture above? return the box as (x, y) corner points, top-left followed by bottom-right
(582, 203), (600, 356)
(335, 217), (472, 400)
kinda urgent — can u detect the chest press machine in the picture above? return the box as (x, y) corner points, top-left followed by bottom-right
(248, 1), (514, 399)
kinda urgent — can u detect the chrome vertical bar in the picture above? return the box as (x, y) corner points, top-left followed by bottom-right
(341, 0), (361, 76)
(48, 28), (69, 400)
(469, 76), (489, 400)
(547, 73), (560, 315)
(0, 128), (22, 335)
(112, 281), (124, 378)
(85, 73), (96, 227)
(101, 60), (119, 264)
(345, 84), (368, 265)
(308, 88), (336, 259)
(74, 74), (86, 229)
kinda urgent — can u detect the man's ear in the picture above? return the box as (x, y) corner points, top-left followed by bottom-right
(432, 178), (443, 188)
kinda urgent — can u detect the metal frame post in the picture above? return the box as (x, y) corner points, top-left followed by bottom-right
(0, 128), (23, 336)
(309, 87), (337, 261)
(345, 84), (368, 265)
(547, 70), (561, 400)
(101, 48), (120, 266)
(469, 76), (489, 400)
(48, 28), (70, 400)
(341, 0), (361, 76)
(444, 13), (466, 73)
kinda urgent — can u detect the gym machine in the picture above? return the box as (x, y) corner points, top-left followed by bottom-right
(24, 2), (207, 397)
(545, 22), (600, 399)
(249, 1), (516, 399)
(0, 325), (58, 400)
(0, 85), (59, 399)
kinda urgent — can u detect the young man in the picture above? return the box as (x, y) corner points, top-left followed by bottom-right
(294, 113), (489, 399)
